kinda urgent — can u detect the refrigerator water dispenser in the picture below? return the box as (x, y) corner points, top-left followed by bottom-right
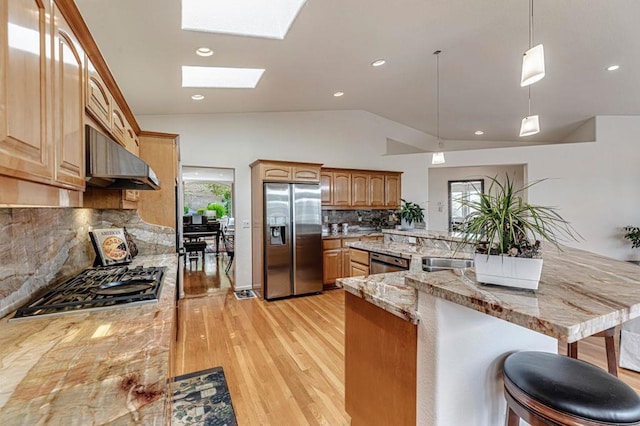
(269, 226), (286, 245)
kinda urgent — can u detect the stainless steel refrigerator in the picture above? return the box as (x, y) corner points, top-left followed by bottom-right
(264, 183), (323, 299)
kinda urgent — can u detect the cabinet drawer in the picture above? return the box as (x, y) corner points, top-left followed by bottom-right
(323, 239), (342, 250)
(350, 248), (369, 266)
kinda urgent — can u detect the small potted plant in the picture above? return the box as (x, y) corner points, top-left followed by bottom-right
(457, 175), (579, 290)
(399, 199), (425, 230)
(624, 226), (640, 265)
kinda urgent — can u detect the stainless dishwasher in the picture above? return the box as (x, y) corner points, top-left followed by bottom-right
(369, 252), (410, 273)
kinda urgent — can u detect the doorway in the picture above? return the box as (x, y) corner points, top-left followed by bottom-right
(448, 180), (484, 232)
(181, 166), (235, 296)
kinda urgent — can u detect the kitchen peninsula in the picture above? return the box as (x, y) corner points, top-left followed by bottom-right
(340, 229), (640, 425)
(0, 254), (177, 424)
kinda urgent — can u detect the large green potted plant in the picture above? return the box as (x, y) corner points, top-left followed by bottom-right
(399, 199), (425, 230)
(457, 175), (579, 290)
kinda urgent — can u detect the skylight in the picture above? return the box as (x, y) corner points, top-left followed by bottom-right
(181, 0), (307, 40)
(182, 66), (265, 88)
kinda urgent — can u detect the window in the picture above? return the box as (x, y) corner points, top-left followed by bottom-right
(448, 180), (484, 232)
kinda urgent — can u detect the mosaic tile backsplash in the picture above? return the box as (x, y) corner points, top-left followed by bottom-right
(0, 208), (175, 319)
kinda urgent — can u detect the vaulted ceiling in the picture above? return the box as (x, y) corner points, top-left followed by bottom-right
(76, 0), (640, 149)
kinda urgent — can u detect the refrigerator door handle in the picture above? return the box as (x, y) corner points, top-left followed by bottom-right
(291, 186), (297, 286)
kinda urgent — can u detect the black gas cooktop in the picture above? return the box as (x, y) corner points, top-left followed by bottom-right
(11, 265), (165, 320)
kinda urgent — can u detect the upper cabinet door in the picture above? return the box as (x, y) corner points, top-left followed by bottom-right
(333, 172), (351, 206)
(351, 173), (369, 207)
(320, 172), (333, 205)
(85, 58), (112, 131)
(292, 165), (320, 182)
(53, 4), (85, 189)
(111, 103), (126, 145)
(0, 0), (53, 184)
(385, 174), (402, 208)
(369, 174), (385, 207)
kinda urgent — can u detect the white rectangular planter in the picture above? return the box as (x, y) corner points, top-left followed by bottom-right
(473, 254), (543, 290)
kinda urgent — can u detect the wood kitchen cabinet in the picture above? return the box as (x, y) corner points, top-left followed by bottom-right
(333, 172), (351, 206)
(0, 0), (53, 186)
(322, 236), (381, 286)
(320, 168), (402, 209)
(137, 131), (180, 228)
(349, 248), (370, 277)
(52, 3), (85, 190)
(252, 160), (322, 183)
(369, 174), (385, 207)
(320, 172), (333, 205)
(351, 173), (369, 207)
(0, 0), (85, 205)
(322, 240), (343, 287)
(385, 174), (401, 208)
(85, 59), (112, 132)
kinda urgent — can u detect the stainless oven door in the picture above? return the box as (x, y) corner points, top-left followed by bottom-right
(369, 252), (410, 273)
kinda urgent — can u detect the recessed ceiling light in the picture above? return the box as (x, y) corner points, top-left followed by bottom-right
(607, 64), (620, 71)
(182, 66), (265, 88)
(191, 94), (205, 100)
(196, 47), (213, 57)
(371, 59), (386, 67)
(181, 0), (307, 40)
(474, 130), (484, 135)
(333, 91), (344, 97)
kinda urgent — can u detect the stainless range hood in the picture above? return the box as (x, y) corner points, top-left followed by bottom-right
(85, 125), (160, 190)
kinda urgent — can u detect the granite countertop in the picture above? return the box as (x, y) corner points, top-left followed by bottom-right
(347, 240), (471, 261)
(338, 271), (418, 324)
(382, 228), (465, 242)
(405, 246), (640, 343)
(322, 230), (383, 239)
(0, 253), (177, 424)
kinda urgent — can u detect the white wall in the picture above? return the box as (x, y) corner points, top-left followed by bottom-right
(138, 110), (430, 289)
(428, 164), (526, 232)
(138, 112), (640, 289)
(430, 116), (640, 260)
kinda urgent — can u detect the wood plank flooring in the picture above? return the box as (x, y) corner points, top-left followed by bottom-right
(176, 274), (640, 425)
(183, 252), (234, 297)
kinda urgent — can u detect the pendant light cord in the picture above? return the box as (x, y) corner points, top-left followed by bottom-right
(434, 50), (441, 149)
(529, 0), (534, 49)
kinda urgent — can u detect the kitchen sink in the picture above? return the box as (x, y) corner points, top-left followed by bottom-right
(422, 257), (474, 272)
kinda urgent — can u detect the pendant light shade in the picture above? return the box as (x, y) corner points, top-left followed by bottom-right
(521, 44), (545, 87)
(432, 151), (445, 165)
(519, 114), (540, 137)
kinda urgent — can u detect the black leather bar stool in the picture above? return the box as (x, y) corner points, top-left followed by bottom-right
(503, 351), (640, 425)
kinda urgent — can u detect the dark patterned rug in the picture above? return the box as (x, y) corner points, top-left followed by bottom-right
(172, 367), (238, 425)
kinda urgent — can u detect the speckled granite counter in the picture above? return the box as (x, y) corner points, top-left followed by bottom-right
(405, 246), (640, 343)
(0, 254), (177, 425)
(322, 230), (383, 239)
(347, 240), (472, 277)
(338, 272), (418, 324)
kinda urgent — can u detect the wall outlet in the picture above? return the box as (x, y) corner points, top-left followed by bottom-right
(408, 237), (417, 244)
(242, 220), (250, 228)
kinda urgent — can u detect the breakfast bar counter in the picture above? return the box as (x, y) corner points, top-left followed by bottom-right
(341, 234), (640, 425)
(0, 254), (177, 425)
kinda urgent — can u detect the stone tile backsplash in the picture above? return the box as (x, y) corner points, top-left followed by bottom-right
(0, 208), (175, 319)
(322, 209), (400, 230)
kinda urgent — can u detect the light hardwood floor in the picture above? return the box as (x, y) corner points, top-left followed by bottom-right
(176, 283), (640, 425)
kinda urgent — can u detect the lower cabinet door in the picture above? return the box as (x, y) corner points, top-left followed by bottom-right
(323, 249), (342, 285)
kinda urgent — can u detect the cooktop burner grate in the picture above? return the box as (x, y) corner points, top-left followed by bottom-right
(11, 265), (165, 320)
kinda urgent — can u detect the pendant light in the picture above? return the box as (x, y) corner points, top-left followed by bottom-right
(519, 85), (540, 136)
(432, 50), (445, 165)
(520, 0), (545, 87)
